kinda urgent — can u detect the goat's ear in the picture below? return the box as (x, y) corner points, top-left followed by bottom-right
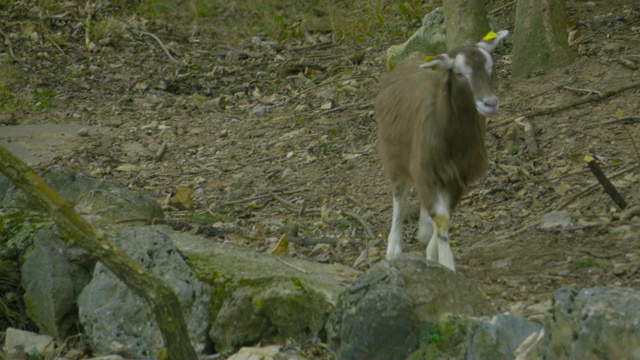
(476, 30), (509, 52)
(420, 54), (454, 71)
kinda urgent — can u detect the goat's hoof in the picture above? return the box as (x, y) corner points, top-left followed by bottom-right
(386, 248), (402, 261)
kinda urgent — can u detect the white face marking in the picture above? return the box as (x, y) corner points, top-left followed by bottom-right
(453, 54), (472, 80)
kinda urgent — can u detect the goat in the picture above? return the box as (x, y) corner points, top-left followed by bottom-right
(375, 30), (509, 271)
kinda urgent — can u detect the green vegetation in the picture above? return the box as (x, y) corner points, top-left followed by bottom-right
(141, 0), (440, 44)
(33, 88), (56, 110)
(577, 257), (597, 269)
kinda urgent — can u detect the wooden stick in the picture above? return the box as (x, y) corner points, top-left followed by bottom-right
(584, 155), (628, 209)
(0, 146), (197, 359)
(488, 80), (640, 131)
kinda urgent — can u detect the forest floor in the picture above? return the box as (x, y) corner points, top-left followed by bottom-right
(1, 0), (640, 357)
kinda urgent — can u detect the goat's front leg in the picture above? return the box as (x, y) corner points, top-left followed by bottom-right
(426, 192), (455, 271)
(386, 180), (409, 260)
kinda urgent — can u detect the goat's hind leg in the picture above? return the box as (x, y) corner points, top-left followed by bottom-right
(386, 180), (409, 260)
(427, 192), (455, 271)
(418, 207), (436, 259)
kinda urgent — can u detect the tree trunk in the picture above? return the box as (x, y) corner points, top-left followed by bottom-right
(0, 145), (198, 360)
(442, 0), (491, 50)
(512, 0), (575, 76)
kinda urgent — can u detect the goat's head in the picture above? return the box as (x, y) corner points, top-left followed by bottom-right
(420, 30), (509, 117)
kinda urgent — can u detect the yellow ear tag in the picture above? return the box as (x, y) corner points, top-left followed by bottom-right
(483, 31), (498, 41)
(423, 55), (438, 70)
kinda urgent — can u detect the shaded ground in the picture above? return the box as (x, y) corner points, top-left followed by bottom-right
(1, 0), (640, 355)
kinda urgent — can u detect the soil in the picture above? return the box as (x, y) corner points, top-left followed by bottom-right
(1, 0), (640, 357)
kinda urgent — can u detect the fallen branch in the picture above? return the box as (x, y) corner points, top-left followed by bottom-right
(0, 145), (197, 359)
(488, 80), (640, 131)
(584, 155), (628, 209)
(492, 163), (640, 242)
(140, 31), (180, 65)
(267, 190), (376, 241)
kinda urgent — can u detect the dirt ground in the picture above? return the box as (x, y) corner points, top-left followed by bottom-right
(2, 0), (640, 352)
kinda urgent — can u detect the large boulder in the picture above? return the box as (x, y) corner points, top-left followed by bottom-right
(21, 228), (91, 341)
(386, 7), (446, 69)
(1, 166), (163, 225)
(170, 230), (360, 352)
(326, 254), (496, 360)
(545, 286), (640, 359)
(77, 226), (212, 357)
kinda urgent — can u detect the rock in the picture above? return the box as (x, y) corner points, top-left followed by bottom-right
(253, 105), (266, 117)
(227, 345), (281, 360)
(2, 167), (163, 225)
(540, 210), (573, 231)
(3, 327), (56, 359)
(0, 208), (52, 259)
(21, 228), (91, 340)
(170, 229), (359, 352)
(386, 8), (446, 69)
(408, 313), (545, 360)
(77, 226), (212, 357)
(326, 254), (496, 360)
(545, 286), (640, 359)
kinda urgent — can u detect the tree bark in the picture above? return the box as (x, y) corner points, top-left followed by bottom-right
(442, 0), (491, 50)
(0, 145), (197, 360)
(512, 0), (575, 76)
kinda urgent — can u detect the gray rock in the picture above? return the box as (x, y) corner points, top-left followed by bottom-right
(2, 167), (163, 225)
(2, 327), (56, 359)
(77, 226), (212, 357)
(540, 210), (573, 231)
(170, 229), (360, 352)
(545, 286), (640, 359)
(386, 8), (446, 69)
(408, 313), (545, 360)
(326, 254), (496, 360)
(0, 207), (52, 259)
(21, 227), (91, 340)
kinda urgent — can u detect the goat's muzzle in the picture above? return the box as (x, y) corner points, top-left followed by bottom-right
(476, 95), (499, 117)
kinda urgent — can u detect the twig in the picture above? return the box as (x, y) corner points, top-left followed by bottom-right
(140, 31), (180, 65)
(287, 235), (338, 246)
(492, 164), (640, 242)
(343, 210), (375, 239)
(488, 80), (640, 131)
(550, 81), (602, 96)
(620, 206), (640, 220)
(584, 155), (627, 209)
(600, 116), (640, 126)
(323, 103), (356, 115)
(275, 257), (308, 273)
(267, 190), (377, 240)
(154, 140), (169, 161)
(221, 188), (304, 206)
(490, 0), (516, 14)
(45, 34), (66, 56)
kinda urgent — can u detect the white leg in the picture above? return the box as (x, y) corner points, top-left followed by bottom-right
(419, 207), (437, 261)
(431, 192), (456, 271)
(386, 181), (408, 260)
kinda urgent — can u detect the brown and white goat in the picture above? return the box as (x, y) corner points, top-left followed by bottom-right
(375, 30), (508, 271)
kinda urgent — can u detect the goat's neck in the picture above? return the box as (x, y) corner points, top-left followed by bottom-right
(444, 73), (479, 122)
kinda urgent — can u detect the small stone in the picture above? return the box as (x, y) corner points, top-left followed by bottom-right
(253, 105), (266, 117)
(540, 210), (573, 230)
(77, 127), (90, 137)
(281, 168), (296, 179)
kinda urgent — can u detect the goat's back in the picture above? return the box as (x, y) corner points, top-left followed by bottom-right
(375, 56), (488, 208)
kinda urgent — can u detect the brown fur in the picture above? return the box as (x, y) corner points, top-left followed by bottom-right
(375, 51), (489, 213)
